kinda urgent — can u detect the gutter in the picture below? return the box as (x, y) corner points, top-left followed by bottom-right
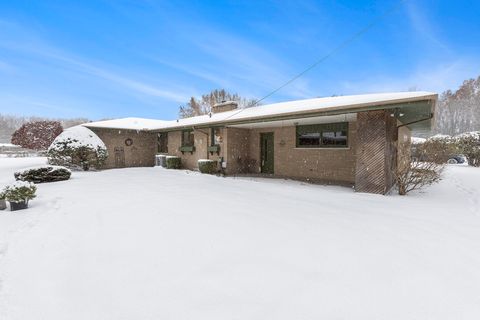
(397, 113), (434, 128)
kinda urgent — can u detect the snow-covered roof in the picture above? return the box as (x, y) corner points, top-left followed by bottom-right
(83, 117), (169, 131)
(83, 92), (437, 131)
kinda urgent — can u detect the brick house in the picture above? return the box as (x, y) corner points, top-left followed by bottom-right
(84, 91), (437, 194)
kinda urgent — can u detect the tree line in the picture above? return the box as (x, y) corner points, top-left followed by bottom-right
(434, 75), (480, 135)
(0, 114), (88, 143)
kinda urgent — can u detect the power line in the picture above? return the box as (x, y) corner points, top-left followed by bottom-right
(223, 0), (407, 121)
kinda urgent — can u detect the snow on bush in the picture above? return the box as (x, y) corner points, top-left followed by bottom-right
(47, 126), (108, 171)
(165, 156), (181, 169)
(14, 165), (71, 183)
(198, 159), (217, 174)
(1, 181), (37, 203)
(428, 134), (454, 142)
(421, 134), (457, 164)
(411, 137), (426, 145)
(11, 121), (63, 150)
(455, 131), (480, 167)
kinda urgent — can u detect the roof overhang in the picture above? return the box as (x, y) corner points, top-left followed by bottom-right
(153, 98), (436, 132)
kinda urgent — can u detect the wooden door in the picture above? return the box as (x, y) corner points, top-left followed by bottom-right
(260, 132), (274, 174)
(114, 146), (125, 168)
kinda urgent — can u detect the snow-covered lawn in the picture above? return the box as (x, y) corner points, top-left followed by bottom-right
(1, 158), (480, 319)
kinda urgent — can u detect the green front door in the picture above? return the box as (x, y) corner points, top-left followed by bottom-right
(260, 132), (274, 174)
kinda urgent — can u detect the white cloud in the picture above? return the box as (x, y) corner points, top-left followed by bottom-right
(405, 2), (450, 52)
(0, 22), (190, 103)
(340, 58), (480, 94)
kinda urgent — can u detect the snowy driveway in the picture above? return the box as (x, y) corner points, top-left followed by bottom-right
(1, 158), (480, 319)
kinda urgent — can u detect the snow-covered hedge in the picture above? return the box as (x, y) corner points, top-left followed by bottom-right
(1, 181), (37, 204)
(166, 156), (181, 169)
(455, 131), (480, 167)
(198, 159), (217, 174)
(411, 137), (427, 145)
(413, 132), (480, 166)
(14, 165), (71, 183)
(47, 126), (108, 171)
(420, 134), (457, 164)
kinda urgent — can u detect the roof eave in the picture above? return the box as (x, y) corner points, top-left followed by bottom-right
(151, 95), (437, 132)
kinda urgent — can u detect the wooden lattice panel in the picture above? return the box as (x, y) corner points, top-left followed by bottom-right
(355, 110), (392, 194)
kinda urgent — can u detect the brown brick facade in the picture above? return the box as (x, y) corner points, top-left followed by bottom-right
(166, 128), (226, 170)
(243, 124), (357, 184)
(89, 128), (156, 169)
(162, 124), (357, 185)
(92, 115), (411, 194)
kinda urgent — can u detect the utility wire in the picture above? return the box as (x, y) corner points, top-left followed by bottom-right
(222, 0), (407, 121)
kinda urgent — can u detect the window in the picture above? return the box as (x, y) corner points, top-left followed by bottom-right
(296, 122), (348, 148)
(211, 127), (222, 146)
(157, 133), (168, 153)
(182, 130), (195, 147)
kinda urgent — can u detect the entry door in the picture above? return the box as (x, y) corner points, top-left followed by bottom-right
(260, 132), (274, 174)
(114, 146), (125, 168)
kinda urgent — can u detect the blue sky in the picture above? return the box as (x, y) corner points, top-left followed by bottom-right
(0, 0), (479, 120)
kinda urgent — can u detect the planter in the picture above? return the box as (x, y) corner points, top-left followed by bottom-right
(166, 156), (182, 169)
(10, 200), (28, 211)
(179, 146), (195, 154)
(198, 159), (218, 174)
(208, 145), (220, 155)
(0, 199), (6, 210)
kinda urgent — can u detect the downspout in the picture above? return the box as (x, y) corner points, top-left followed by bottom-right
(396, 113), (434, 129)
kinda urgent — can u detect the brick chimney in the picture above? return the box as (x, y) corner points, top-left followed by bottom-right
(212, 100), (238, 113)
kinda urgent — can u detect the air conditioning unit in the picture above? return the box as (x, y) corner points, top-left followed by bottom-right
(155, 154), (167, 167)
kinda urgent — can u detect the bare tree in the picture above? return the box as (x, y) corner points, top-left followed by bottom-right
(179, 89), (257, 118)
(394, 160), (444, 195)
(434, 76), (480, 135)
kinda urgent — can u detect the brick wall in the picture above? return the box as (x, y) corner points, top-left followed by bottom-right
(397, 124), (412, 171)
(224, 127), (252, 174)
(167, 128), (226, 170)
(241, 123), (357, 184)
(90, 128), (156, 168)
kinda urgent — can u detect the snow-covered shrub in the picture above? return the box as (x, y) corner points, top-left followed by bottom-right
(47, 126), (108, 171)
(411, 137), (426, 145)
(198, 159), (217, 174)
(1, 181), (37, 204)
(421, 134), (458, 164)
(11, 121), (63, 150)
(455, 131), (480, 167)
(394, 161), (444, 195)
(0, 190), (6, 210)
(15, 166), (71, 183)
(166, 156), (181, 169)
